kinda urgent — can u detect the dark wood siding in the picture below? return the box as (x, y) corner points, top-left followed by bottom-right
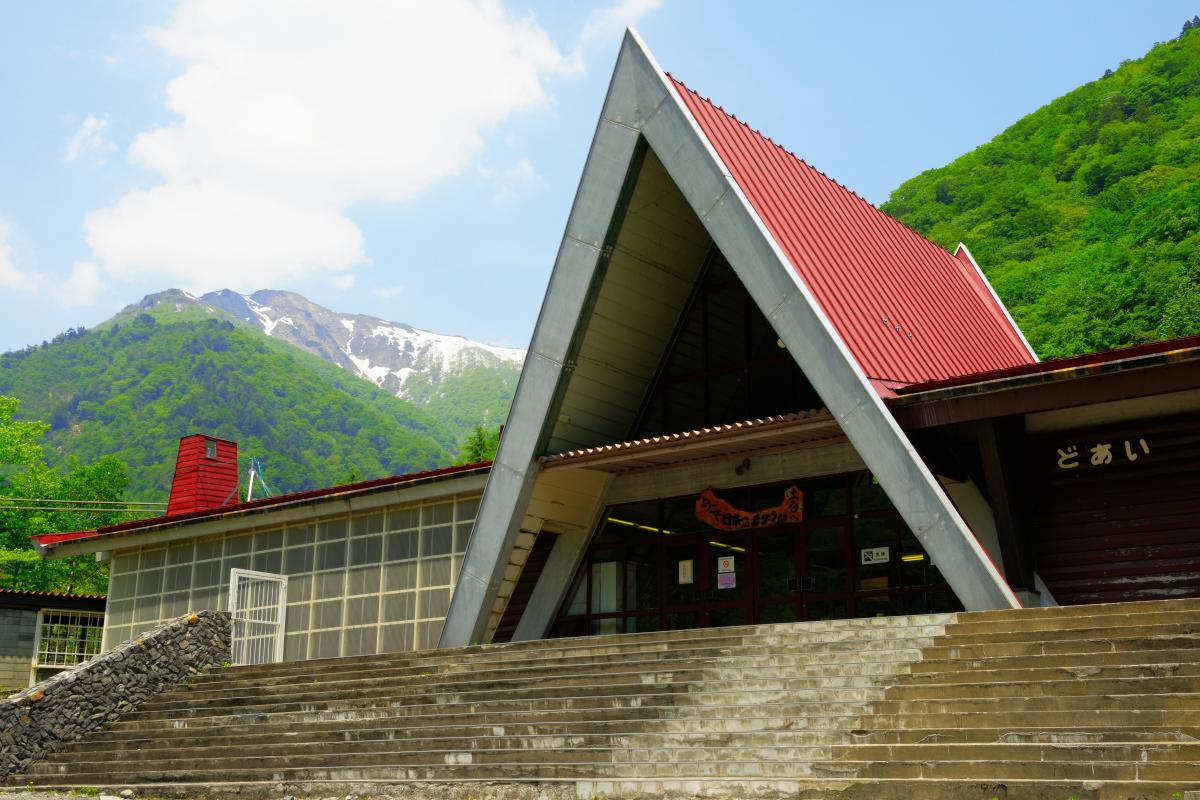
(1031, 412), (1200, 604)
(491, 533), (559, 644)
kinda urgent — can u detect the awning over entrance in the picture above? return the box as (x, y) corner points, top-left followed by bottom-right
(538, 410), (845, 474)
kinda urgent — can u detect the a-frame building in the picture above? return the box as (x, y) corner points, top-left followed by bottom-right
(441, 30), (1037, 647)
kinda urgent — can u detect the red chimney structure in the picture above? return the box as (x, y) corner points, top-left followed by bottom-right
(166, 434), (238, 516)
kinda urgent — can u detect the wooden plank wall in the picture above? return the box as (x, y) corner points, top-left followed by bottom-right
(1030, 412), (1200, 604)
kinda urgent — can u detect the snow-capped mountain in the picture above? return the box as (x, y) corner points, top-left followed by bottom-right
(134, 289), (524, 404)
(201, 289), (524, 399)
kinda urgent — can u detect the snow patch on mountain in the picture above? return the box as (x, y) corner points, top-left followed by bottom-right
(189, 288), (524, 403)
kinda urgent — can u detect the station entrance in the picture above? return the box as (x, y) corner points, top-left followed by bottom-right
(551, 472), (960, 637)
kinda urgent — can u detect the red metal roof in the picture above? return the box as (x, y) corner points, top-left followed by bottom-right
(33, 461), (492, 550)
(669, 77), (1037, 394)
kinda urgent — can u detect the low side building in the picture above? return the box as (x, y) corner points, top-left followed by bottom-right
(0, 589), (105, 693)
(35, 435), (488, 663)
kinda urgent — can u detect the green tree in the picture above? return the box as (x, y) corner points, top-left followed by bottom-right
(882, 26), (1200, 358)
(0, 395), (135, 594)
(456, 424), (501, 464)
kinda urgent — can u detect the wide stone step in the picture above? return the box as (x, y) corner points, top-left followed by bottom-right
(933, 620), (1200, 647)
(138, 678), (888, 715)
(196, 617), (949, 684)
(179, 653), (915, 696)
(901, 659), (1200, 685)
(919, 633), (1200, 661)
(945, 607), (1200, 637)
(887, 675), (1200, 700)
(193, 636), (936, 688)
(123, 684), (882, 724)
(154, 676), (888, 714)
(21, 756), (1200, 783)
(962, 597), (1200, 623)
(23, 777), (1198, 800)
(150, 668), (893, 708)
(55, 724), (1200, 762)
(867, 707), (1200, 729)
(44, 731), (843, 760)
(909, 646), (1200, 675)
(849, 758), (1200, 782)
(874, 692), (1200, 715)
(184, 642), (930, 694)
(580, 777), (1200, 800)
(826, 741), (1200, 762)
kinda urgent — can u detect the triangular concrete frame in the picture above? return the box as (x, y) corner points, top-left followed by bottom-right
(441, 30), (1018, 647)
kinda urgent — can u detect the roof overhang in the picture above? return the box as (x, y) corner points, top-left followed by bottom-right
(37, 464), (491, 559)
(0, 589), (107, 612)
(891, 338), (1200, 429)
(540, 411), (845, 474)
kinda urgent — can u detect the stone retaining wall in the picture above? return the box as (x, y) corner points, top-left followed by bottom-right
(0, 610), (230, 780)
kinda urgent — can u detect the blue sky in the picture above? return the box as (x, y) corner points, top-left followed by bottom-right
(1, 1), (1196, 354)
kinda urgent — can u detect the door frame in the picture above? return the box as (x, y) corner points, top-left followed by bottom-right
(228, 568), (288, 665)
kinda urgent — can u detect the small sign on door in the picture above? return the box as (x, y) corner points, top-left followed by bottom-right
(717, 555), (735, 573)
(860, 546), (890, 566)
(717, 572), (737, 590)
(678, 559), (694, 585)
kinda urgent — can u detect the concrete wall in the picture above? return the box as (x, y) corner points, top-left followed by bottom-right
(0, 608), (37, 692)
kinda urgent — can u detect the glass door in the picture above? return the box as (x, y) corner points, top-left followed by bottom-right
(703, 533), (753, 628)
(754, 526), (800, 623)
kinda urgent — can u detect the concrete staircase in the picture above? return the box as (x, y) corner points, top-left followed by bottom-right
(12, 599), (1200, 799)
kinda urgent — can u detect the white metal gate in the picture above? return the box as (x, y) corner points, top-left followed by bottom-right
(228, 569), (287, 666)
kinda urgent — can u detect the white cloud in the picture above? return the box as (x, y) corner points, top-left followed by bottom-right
(580, 0), (662, 45)
(370, 285), (405, 299)
(81, 0), (585, 294)
(63, 115), (113, 163)
(479, 156), (537, 204)
(0, 219), (42, 293)
(330, 273), (356, 291)
(59, 261), (103, 307)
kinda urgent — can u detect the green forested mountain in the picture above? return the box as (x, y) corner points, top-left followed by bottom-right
(883, 24), (1200, 358)
(0, 306), (458, 501)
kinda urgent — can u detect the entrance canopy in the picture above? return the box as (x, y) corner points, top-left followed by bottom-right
(540, 411), (845, 474)
(441, 30), (1029, 646)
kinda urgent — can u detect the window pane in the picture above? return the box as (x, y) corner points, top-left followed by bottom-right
(854, 517), (897, 592)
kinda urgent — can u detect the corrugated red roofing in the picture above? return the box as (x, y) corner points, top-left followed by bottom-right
(669, 77), (1037, 393)
(33, 461), (492, 550)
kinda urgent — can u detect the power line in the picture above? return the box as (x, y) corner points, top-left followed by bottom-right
(0, 497), (166, 506)
(0, 505), (159, 514)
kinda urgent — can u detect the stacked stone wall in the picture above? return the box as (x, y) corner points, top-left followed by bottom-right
(0, 610), (230, 779)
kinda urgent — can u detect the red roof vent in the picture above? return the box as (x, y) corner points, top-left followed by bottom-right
(166, 435), (238, 516)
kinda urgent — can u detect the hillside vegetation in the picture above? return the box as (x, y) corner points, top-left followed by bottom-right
(883, 25), (1200, 358)
(0, 308), (456, 501)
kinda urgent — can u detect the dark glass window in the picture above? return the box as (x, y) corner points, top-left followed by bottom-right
(632, 252), (822, 438)
(550, 472), (960, 637)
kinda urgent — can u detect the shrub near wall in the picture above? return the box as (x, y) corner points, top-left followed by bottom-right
(0, 609), (231, 779)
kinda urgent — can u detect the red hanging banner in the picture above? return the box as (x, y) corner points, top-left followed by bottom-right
(695, 485), (804, 531)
